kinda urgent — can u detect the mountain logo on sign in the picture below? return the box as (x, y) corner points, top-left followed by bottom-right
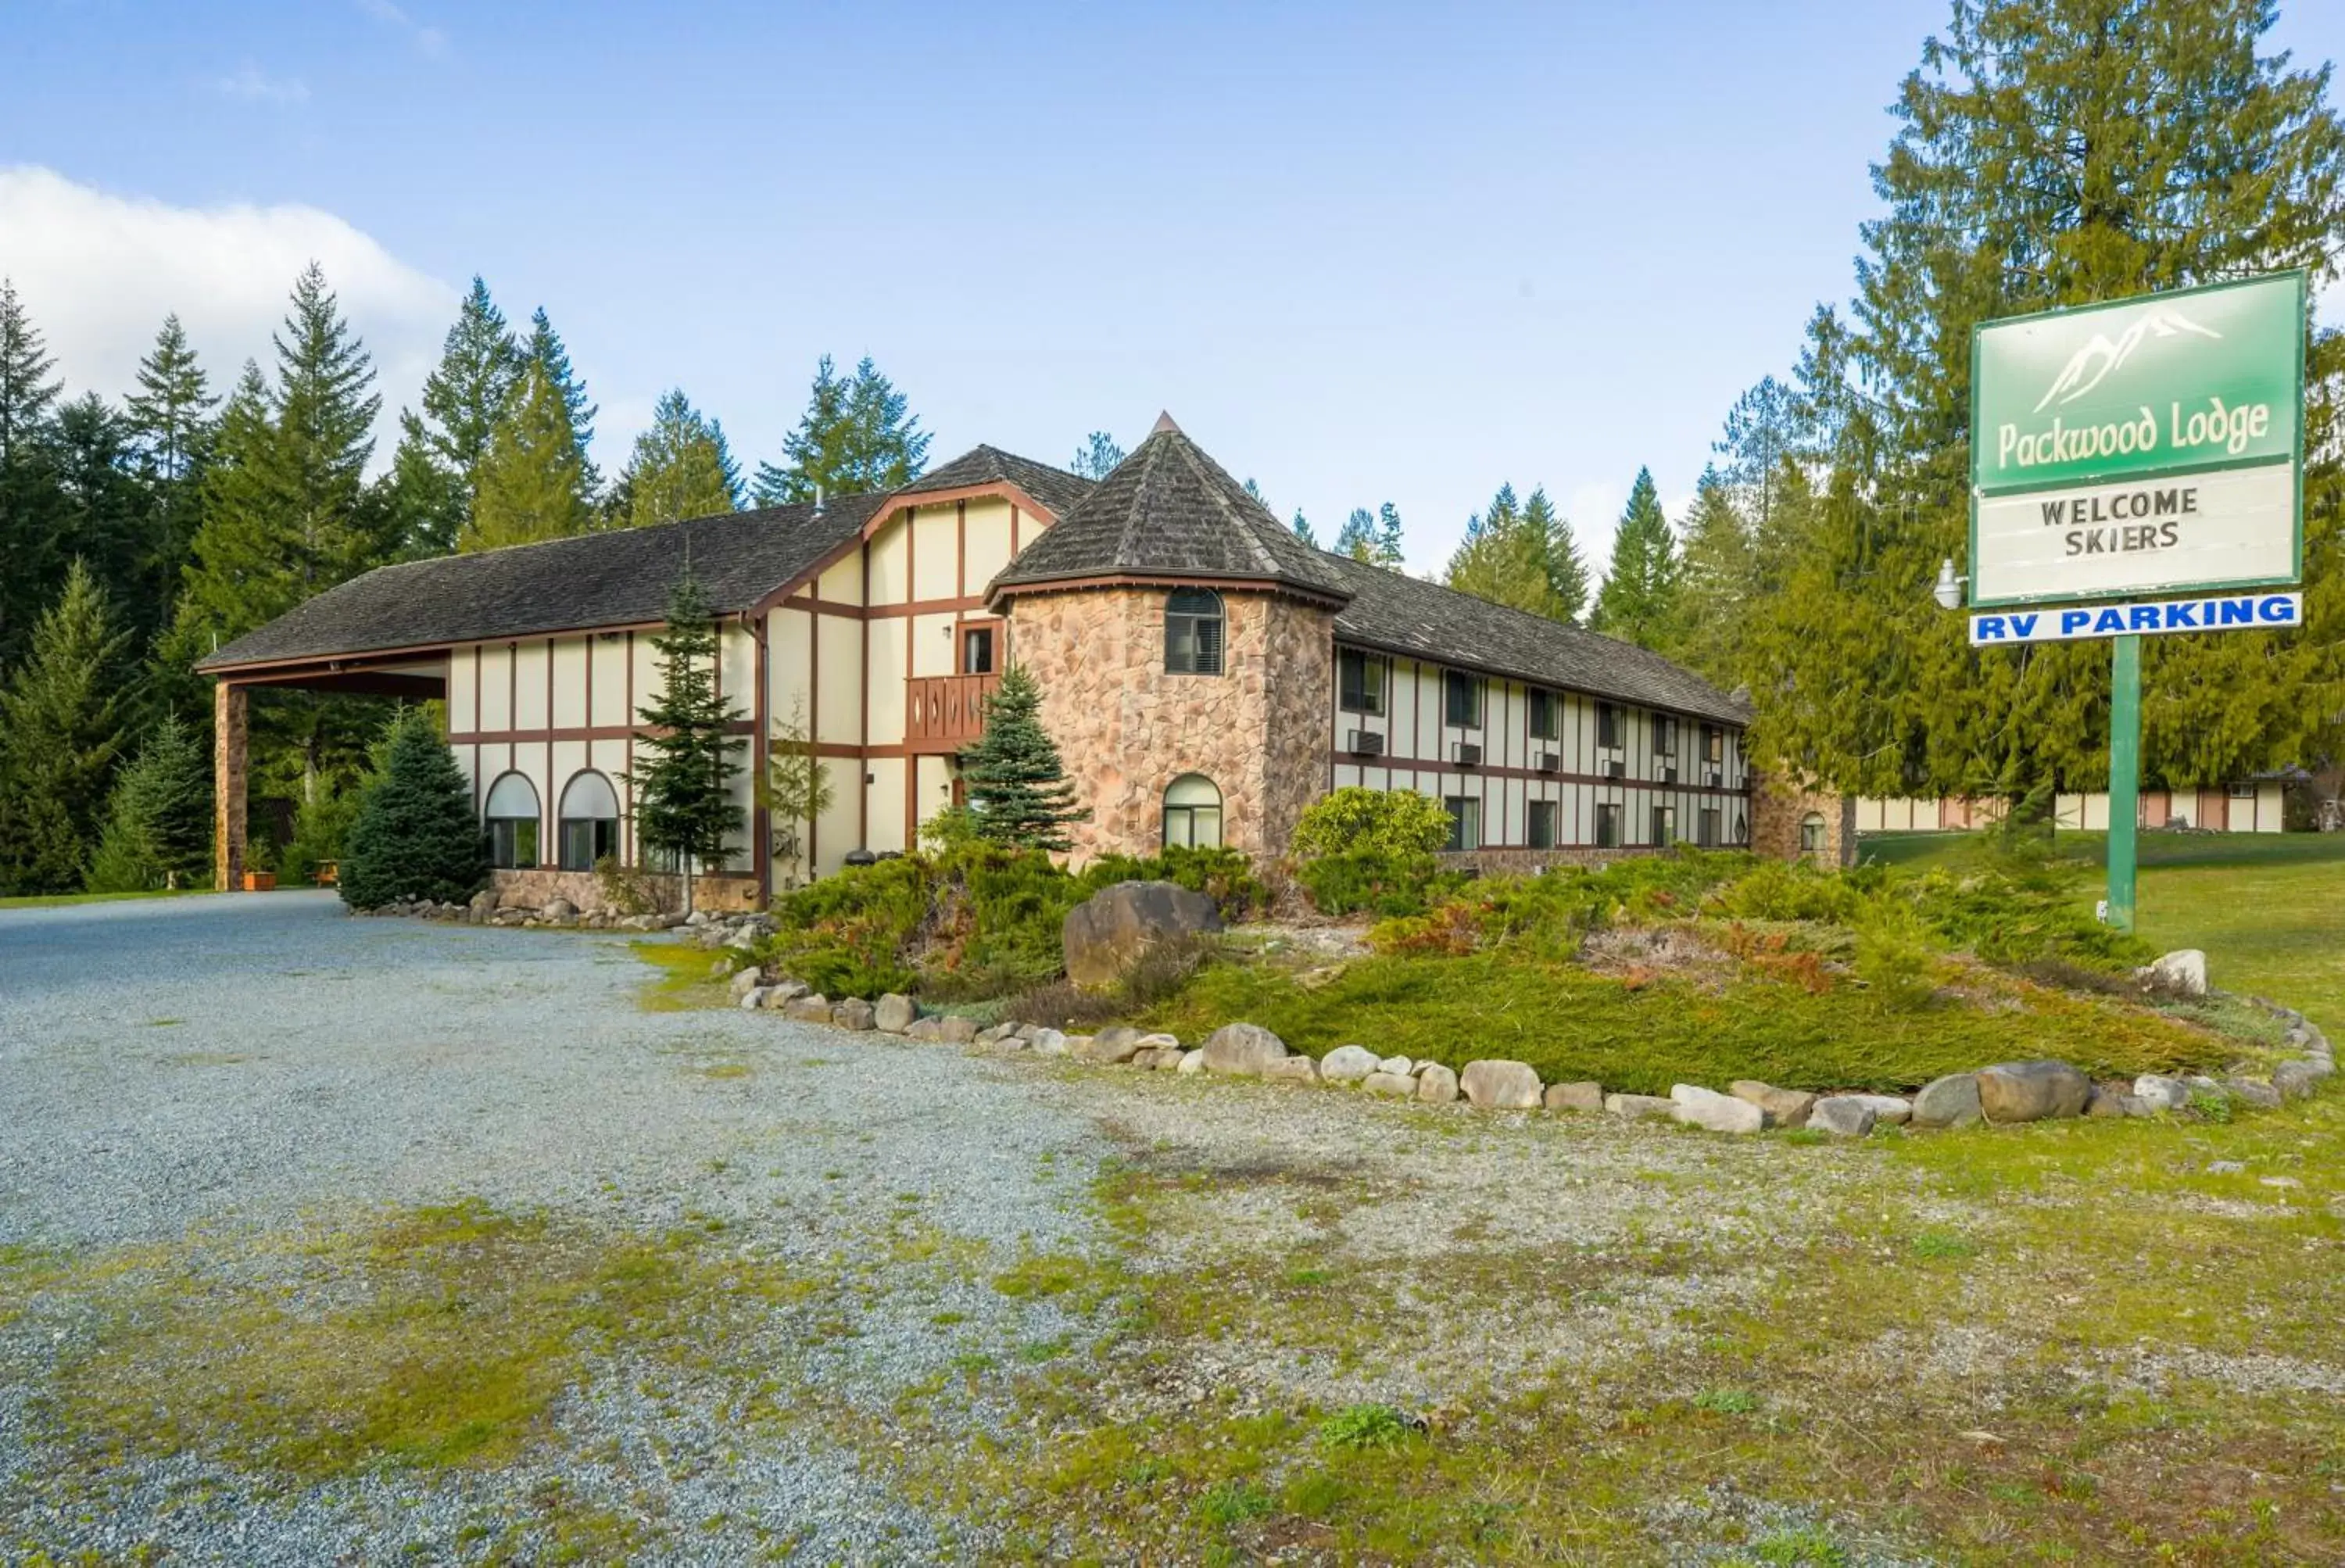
(2032, 306), (2221, 412)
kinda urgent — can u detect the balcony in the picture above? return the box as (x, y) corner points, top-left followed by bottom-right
(905, 671), (999, 753)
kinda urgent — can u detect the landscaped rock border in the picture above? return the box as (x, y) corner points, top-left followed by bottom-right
(353, 892), (770, 941)
(718, 945), (2333, 1146)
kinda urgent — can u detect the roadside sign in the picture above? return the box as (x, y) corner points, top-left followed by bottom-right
(1969, 272), (2305, 607)
(1970, 592), (2301, 646)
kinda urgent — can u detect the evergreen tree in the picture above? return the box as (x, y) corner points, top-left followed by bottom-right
(1376, 501), (1405, 567)
(628, 573), (745, 906)
(526, 306), (600, 496)
(1713, 374), (1801, 545)
(1670, 466), (1761, 683)
(124, 314), (219, 610)
(390, 277), (526, 557)
(753, 355), (930, 503)
(1335, 507), (1379, 562)
(464, 359), (593, 550)
(1291, 508), (1316, 547)
(1751, 0), (2345, 798)
(0, 277), (63, 663)
(621, 389), (740, 527)
(338, 707), (489, 909)
(1591, 467), (1679, 647)
(1069, 430), (1125, 480)
(48, 396), (151, 628)
(1521, 486), (1589, 621)
(84, 712), (212, 892)
(1445, 483), (1585, 621)
(959, 663), (1086, 853)
(0, 561), (133, 893)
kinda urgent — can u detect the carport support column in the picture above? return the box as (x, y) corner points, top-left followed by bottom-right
(214, 681), (248, 891)
(2106, 634), (2140, 935)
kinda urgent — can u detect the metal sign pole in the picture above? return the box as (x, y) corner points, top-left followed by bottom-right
(2107, 633), (2142, 933)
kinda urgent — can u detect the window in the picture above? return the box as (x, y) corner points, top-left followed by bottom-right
(961, 625), (995, 675)
(1652, 804), (1677, 847)
(1444, 670), (1483, 728)
(1162, 773), (1223, 849)
(1596, 703), (1622, 749)
(1528, 799), (1557, 849)
(1698, 807), (1720, 848)
(1338, 649), (1385, 715)
(557, 770), (621, 872)
(1443, 794), (1480, 852)
(1799, 811), (1828, 857)
(1165, 589), (1225, 675)
(1595, 802), (1622, 849)
(1703, 725), (1724, 764)
(1655, 715), (1680, 756)
(2229, 781), (2257, 799)
(1527, 689), (1559, 741)
(484, 771), (541, 870)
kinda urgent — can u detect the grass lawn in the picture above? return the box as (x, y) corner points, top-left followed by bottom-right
(0, 887), (213, 911)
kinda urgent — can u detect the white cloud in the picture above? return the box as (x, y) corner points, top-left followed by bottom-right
(0, 166), (453, 468)
(212, 63), (310, 105)
(354, 0), (449, 58)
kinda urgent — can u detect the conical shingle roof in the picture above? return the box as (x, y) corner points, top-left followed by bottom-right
(989, 423), (1349, 602)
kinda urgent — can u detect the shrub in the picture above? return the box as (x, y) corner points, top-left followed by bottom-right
(281, 787), (362, 888)
(594, 854), (668, 916)
(1291, 786), (1454, 861)
(83, 714), (213, 893)
(1298, 850), (1457, 918)
(1081, 843), (1266, 922)
(1317, 1402), (1411, 1452)
(339, 709), (489, 910)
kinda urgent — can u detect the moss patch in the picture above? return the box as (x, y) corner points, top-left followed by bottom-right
(628, 939), (734, 1011)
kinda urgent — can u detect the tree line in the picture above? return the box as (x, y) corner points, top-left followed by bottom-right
(0, 267), (932, 896)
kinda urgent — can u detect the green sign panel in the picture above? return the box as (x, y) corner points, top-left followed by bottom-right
(1971, 271), (2304, 494)
(1967, 272), (2307, 608)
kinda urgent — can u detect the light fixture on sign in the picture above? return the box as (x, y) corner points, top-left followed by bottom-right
(1931, 557), (1967, 611)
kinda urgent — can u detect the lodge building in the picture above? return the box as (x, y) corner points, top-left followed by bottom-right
(200, 417), (1795, 907)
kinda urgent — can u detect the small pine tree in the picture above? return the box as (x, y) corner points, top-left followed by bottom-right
(959, 664), (1087, 852)
(1591, 467), (1680, 647)
(757, 695), (833, 889)
(0, 560), (132, 893)
(84, 713), (213, 892)
(339, 707), (488, 908)
(628, 573), (745, 906)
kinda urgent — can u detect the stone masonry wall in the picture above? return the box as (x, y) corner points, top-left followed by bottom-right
(1749, 773), (1856, 868)
(492, 867), (761, 915)
(1008, 587), (1334, 863)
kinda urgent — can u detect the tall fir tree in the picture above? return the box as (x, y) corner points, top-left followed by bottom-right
(1334, 507), (1379, 562)
(1376, 501), (1405, 567)
(338, 706), (489, 909)
(1445, 483), (1585, 621)
(527, 306), (600, 496)
(464, 359), (594, 550)
(1750, 0), (2345, 799)
(1670, 465), (1762, 685)
(48, 395), (156, 642)
(0, 277), (63, 663)
(628, 573), (745, 904)
(389, 277), (527, 557)
(0, 561), (133, 893)
(1291, 508), (1316, 547)
(753, 355), (931, 504)
(84, 712), (212, 893)
(124, 314), (220, 614)
(1591, 467), (1679, 648)
(1520, 486), (1589, 621)
(959, 664), (1087, 853)
(1069, 430), (1125, 480)
(621, 389), (740, 528)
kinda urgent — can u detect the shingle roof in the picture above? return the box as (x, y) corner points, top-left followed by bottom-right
(899, 444), (1096, 519)
(197, 495), (888, 671)
(1321, 553), (1752, 725)
(990, 421), (1349, 600)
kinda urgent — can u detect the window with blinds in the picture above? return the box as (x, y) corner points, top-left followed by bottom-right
(1165, 589), (1225, 675)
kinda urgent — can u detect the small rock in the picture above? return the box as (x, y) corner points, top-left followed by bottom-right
(1176, 1048), (1206, 1076)
(904, 1016), (945, 1043)
(1809, 1096), (1878, 1137)
(938, 1015), (979, 1046)
(543, 897), (577, 922)
(2206, 1160), (2246, 1175)
(1202, 1022), (1289, 1076)
(1376, 1054), (1414, 1078)
(832, 998), (876, 1031)
(2084, 1086), (2135, 1118)
(684, 911), (709, 927)
(2261, 1175), (2303, 1190)
(2225, 1078), (2282, 1110)
(1264, 1056), (1319, 1085)
(1362, 1071), (1417, 1098)
(782, 994), (832, 1023)
(1459, 1059), (1542, 1111)
(1670, 1083), (1763, 1134)
(728, 968), (765, 1001)
(2141, 948), (2208, 997)
(1910, 1073), (1982, 1129)
(1029, 1028), (1069, 1058)
(1544, 1081), (1603, 1113)
(1840, 1094), (1913, 1126)
(2132, 1074), (2190, 1112)
(1604, 1093), (1676, 1121)
(2273, 1061), (2322, 1100)
(1976, 1061), (2090, 1123)
(1079, 1026), (1146, 1065)
(1728, 1079), (1816, 1129)
(467, 888), (499, 924)
(1319, 1044), (1380, 1084)
(739, 987), (768, 1011)
(874, 993), (919, 1034)
(1416, 1063), (1460, 1104)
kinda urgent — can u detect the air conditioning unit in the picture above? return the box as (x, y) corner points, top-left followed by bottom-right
(1451, 742), (1483, 768)
(1663, 766), (1679, 785)
(1534, 751), (1560, 772)
(1606, 760), (1626, 780)
(1346, 728), (1385, 756)
(1704, 768), (1722, 786)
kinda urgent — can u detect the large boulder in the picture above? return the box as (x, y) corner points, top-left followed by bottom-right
(874, 993), (919, 1034)
(1460, 1060), (1543, 1111)
(1670, 1084), (1763, 1134)
(1062, 880), (1223, 990)
(1201, 1022), (1288, 1076)
(1976, 1061), (2091, 1123)
(1910, 1073), (1983, 1129)
(1319, 1044), (1381, 1084)
(2140, 948), (2208, 997)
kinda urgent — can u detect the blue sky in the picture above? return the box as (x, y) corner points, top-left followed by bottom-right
(5, 1), (2341, 575)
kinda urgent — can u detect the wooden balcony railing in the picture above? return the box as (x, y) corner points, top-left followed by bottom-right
(905, 671), (1000, 752)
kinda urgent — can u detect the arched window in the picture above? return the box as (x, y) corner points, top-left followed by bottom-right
(1798, 811), (1827, 857)
(1163, 774), (1223, 849)
(484, 771), (542, 870)
(1165, 588), (1225, 675)
(558, 770), (621, 872)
